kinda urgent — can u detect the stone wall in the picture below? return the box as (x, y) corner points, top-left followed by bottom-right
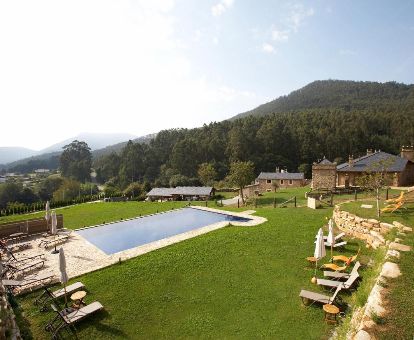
(0, 283), (22, 339)
(311, 163), (337, 190)
(332, 206), (395, 248)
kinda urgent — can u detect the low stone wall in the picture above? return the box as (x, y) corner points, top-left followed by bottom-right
(0, 283), (21, 339)
(332, 207), (395, 248)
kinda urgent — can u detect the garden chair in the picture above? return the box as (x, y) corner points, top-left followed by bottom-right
(2, 272), (55, 293)
(35, 281), (85, 311)
(381, 201), (404, 214)
(3, 257), (45, 278)
(324, 261), (361, 280)
(324, 240), (347, 248)
(46, 301), (104, 338)
(317, 271), (360, 290)
(299, 285), (343, 306)
(331, 248), (360, 264)
(38, 234), (70, 249)
(323, 232), (346, 242)
(320, 261), (350, 272)
(385, 192), (404, 204)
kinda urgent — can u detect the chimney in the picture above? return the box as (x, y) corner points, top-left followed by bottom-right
(348, 155), (354, 168)
(275, 167), (280, 173)
(366, 149), (373, 156)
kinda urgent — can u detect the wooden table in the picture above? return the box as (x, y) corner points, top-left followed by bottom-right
(323, 304), (339, 324)
(70, 290), (87, 309)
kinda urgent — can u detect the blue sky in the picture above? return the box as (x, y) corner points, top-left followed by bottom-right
(0, 0), (413, 149)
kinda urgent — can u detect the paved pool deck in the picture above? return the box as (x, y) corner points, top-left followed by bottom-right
(8, 207), (266, 294)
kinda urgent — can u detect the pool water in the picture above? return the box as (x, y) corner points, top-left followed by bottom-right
(76, 207), (251, 255)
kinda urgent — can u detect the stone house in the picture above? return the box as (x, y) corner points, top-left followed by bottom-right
(312, 146), (414, 189)
(311, 158), (337, 190)
(146, 186), (215, 201)
(256, 170), (305, 191)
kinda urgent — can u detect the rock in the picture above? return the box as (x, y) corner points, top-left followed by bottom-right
(368, 218), (379, 224)
(354, 329), (372, 340)
(389, 242), (411, 252)
(393, 221), (407, 230)
(397, 232), (406, 237)
(362, 320), (376, 330)
(403, 226), (413, 233)
(380, 222), (394, 229)
(381, 262), (402, 278)
(371, 240), (381, 249)
(365, 284), (386, 316)
(370, 230), (385, 244)
(386, 249), (400, 259)
(394, 238), (403, 243)
(362, 222), (372, 228)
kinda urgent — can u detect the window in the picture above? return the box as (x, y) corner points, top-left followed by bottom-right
(266, 179), (271, 184)
(289, 179), (293, 185)
(280, 180), (284, 184)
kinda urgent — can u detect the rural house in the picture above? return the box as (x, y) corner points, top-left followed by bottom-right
(256, 169), (305, 191)
(146, 186), (215, 201)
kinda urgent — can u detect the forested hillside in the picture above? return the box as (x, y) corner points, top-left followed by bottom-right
(231, 80), (414, 120)
(94, 82), (414, 188)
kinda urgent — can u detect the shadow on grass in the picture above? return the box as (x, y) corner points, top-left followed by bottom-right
(74, 310), (127, 338)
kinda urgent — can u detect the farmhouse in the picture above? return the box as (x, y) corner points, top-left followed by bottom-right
(312, 146), (414, 189)
(256, 170), (305, 191)
(146, 186), (215, 201)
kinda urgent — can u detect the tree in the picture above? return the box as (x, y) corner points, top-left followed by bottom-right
(123, 182), (144, 199)
(298, 163), (311, 179)
(52, 178), (81, 201)
(0, 182), (23, 208)
(37, 175), (64, 201)
(60, 140), (92, 182)
(356, 159), (393, 217)
(198, 163), (217, 186)
(227, 161), (255, 204)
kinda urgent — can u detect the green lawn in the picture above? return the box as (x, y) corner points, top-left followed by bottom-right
(0, 201), (209, 230)
(13, 203), (375, 339)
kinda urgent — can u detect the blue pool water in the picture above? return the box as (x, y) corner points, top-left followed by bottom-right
(76, 207), (251, 255)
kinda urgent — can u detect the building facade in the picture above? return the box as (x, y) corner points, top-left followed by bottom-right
(311, 158), (337, 190)
(256, 171), (305, 191)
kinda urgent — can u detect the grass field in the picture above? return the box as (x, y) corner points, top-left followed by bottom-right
(0, 201), (209, 230)
(13, 203), (375, 340)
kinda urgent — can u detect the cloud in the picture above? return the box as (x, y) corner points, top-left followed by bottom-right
(262, 43), (276, 54)
(288, 4), (314, 32)
(211, 0), (234, 17)
(271, 28), (289, 42)
(339, 49), (357, 56)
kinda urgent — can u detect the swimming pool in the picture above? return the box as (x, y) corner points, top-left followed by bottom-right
(76, 207), (251, 255)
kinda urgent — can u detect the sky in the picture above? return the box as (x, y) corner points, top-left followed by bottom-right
(0, 0), (413, 150)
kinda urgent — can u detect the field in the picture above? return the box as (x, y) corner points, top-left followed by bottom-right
(6, 188), (412, 339)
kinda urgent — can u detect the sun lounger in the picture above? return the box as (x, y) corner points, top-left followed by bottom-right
(299, 285), (342, 306)
(38, 234), (70, 249)
(317, 271), (360, 290)
(35, 282), (85, 309)
(324, 240), (347, 248)
(323, 232), (345, 241)
(320, 262), (348, 272)
(3, 258), (45, 278)
(332, 248), (360, 264)
(2, 272), (55, 293)
(46, 302), (104, 338)
(324, 261), (361, 280)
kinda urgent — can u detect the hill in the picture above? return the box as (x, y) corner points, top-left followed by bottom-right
(0, 147), (37, 164)
(231, 80), (414, 120)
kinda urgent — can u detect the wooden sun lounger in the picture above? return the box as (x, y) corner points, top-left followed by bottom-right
(2, 272), (55, 293)
(324, 262), (361, 280)
(322, 232), (346, 241)
(39, 234), (70, 249)
(299, 285), (342, 306)
(324, 240), (347, 248)
(35, 282), (85, 309)
(46, 302), (104, 338)
(317, 271), (360, 290)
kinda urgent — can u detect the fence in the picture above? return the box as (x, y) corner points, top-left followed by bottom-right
(0, 214), (64, 238)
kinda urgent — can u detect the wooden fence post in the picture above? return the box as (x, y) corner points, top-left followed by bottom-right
(294, 196), (297, 207)
(237, 199), (239, 208)
(354, 190), (357, 201)
(273, 197), (276, 208)
(254, 198), (257, 208)
(386, 188), (389, 200)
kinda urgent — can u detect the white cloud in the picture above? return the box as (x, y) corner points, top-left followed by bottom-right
(213, 37), (219, 45)
(339, 49), (357, 56)
(288, 4), (314, 32)
(271, 28), (289, 42)
(211, 0), (234, 17)
(262, 43), (276, 54)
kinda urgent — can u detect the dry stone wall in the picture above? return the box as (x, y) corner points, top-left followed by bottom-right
(332, 206), (395, 248)
(0, 283), (21, 340)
